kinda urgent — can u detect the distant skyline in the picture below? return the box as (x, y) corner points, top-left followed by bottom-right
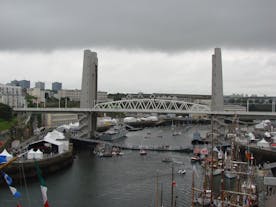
(0, 1), (276, 95)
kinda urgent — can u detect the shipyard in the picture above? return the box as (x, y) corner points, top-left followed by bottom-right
(1, 1), (276, 207)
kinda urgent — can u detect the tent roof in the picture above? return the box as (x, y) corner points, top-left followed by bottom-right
(28, 149), (35, 153)
(258, 138), (269, 144)
(44, 130), (65, 140)
(44, 137), (63, 146)
(36, 149), (43, 154)
(0, 149), (13, 157)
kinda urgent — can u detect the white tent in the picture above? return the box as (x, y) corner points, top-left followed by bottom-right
(27, 149), (36, 159)
(34, 149), (43, 160)
(44, 137), (64, 153)
(257, 138), (270, 148)
(0, 149), (13, 161)
(44, 130), (65, 140)
(264, 132), (271, 138)
(248, 132), (259, 141)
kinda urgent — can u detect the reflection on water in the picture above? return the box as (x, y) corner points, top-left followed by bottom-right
(0, 124), (236, 207)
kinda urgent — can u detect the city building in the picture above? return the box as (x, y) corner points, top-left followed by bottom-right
(44, 113), (78, 128)
(97, 91), (108, 103)
(27, 88), (45, 104)
(10, 80), (30, 89)
(0, 83), (26, 108)
(57, 89), (80, 101)
(35, 81), (45, 90)
(52, 82), (62, 92)
(57, 89), (108, 103)
(124, 92), (211, 103)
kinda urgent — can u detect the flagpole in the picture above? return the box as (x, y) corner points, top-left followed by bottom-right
(0, 156), (18, 170)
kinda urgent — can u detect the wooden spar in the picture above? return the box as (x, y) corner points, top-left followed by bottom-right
(230, 161), (247, 165)
(225, 171), (249, 175)
(192, 187), (205, 193)
(160, 183), (163, 207)
(0, 156), (18, 170)
(222, 190), (254, 197)
(221, 168), (224, 207)
(155, 173), (159, 207)
(191, 167), (195, 207)
(171, 164), (174, 207)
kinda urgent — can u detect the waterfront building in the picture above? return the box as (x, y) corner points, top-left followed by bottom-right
(0, 83), (26, 108)
(35, 81), (45, 90)
(27, 88), (45, 104)
(10, 80), (30, 89)
(57, 89), (80, 101)
(52, 82), (62, 92)
(124, 92), (211, 103)
(97, 91), (108, 103)
(44, 113), (78, 128)
(57, 89), (108, 103)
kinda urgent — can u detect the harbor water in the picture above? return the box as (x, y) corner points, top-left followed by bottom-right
(0, 124), (224, 207)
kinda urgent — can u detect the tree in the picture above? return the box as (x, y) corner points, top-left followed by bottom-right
(0, 103), (12, 121)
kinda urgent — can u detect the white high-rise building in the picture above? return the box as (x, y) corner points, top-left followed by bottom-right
(0, 83), (26, 108)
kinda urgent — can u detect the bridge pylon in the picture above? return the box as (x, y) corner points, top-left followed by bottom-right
(79, 50), (98, 139)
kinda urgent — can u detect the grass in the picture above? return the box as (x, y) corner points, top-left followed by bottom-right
(0, 118), (16, 132)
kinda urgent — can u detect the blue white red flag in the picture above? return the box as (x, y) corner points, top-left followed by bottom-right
(2, 172), (21, 198)
(0, 155), (8, 164)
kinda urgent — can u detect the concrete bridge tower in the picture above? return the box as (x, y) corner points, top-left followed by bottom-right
(211, 48), (224, 111)
(79, 50), (98, 138)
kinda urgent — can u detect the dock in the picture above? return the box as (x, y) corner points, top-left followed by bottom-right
(70, 137), (193, 153)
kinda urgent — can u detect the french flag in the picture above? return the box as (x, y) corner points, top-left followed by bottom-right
(2, 172), (21, 198)
(0, 155), (8, 164)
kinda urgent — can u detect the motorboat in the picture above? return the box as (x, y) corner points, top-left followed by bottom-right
(172, 131), (182, 136)
(139, 149), (147, 155)
(162, 157), (172, 163)
(177, 169), (186, 175)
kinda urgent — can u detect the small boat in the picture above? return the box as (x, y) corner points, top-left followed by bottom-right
(177, 169), (186, 175)
(117, 152), (124, 156)
(102, 152), (113, 157)
(172, 131), (182, 136)
(139, 149), (147, 155)
(190, 156), (200, 162)
(162, 157), (172, 163)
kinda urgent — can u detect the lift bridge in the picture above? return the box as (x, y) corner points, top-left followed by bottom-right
(13, 49), (276, 140)
(14, 98), (210, 115)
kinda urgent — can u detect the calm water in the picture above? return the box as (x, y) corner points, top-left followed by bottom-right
(0, 124), (226, 207)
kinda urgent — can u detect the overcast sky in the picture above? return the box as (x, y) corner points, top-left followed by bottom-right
(0, 0), (276, 95)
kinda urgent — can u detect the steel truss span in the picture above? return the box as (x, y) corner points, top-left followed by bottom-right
(94, 99), (210, 114)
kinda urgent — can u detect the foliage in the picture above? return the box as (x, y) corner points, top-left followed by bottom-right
(0, 118), (16, 131)
(0, 103), (12, 121)
(108, 93), (127, 101)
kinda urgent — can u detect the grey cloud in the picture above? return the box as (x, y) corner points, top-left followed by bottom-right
(0, 0), (276, 51)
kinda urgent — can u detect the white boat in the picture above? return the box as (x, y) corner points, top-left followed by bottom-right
(99, 125), (127, 141)
(177, 169), (186, 174)
(162, 157), (172, 163)
(139, 149), (147, 155)
(172, 131), (182, 136)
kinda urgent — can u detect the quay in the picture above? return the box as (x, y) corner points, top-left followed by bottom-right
(71, 137), (193, 153)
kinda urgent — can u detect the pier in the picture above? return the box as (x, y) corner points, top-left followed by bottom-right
(70, 137), (193, 153)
